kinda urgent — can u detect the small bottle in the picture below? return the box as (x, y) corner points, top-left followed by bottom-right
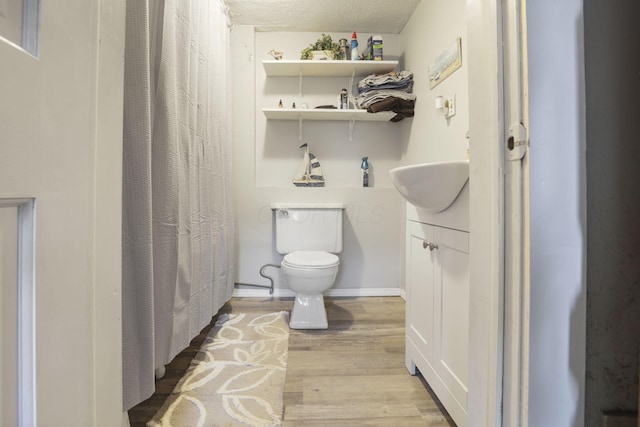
(339, 38), (350, 61)
(361, 156), (369, 187)
(351, 32), (359, 61)
(372, 35), (383, 60)
(340, 88), (348, 109)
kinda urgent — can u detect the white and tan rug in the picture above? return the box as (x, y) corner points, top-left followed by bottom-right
(148, 311), (290, 427)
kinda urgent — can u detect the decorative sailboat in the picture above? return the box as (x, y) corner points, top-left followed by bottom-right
(293, 143), (325, 187)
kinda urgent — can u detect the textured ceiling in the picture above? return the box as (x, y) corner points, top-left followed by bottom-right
(224, 0), (421, 34)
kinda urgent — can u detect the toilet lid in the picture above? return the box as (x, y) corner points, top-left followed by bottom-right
(283, 251), (339, 268)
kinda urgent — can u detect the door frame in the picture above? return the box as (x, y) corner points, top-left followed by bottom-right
(470, 1), (532, 424)
(466, 0), (505, 425)
(500, 0), (530, 425)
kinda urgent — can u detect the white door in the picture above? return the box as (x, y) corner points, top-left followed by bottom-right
(0, 1), (125, 425)
(406, 221), (435, 361)
(433, 226), (470, 415)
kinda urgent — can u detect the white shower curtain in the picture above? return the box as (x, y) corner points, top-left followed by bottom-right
(122, 0), (234, 410)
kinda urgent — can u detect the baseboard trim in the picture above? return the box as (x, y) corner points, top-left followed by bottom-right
(232, 287), (402, 298)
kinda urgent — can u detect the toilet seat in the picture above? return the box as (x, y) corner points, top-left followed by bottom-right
(283, 250), (339, 269)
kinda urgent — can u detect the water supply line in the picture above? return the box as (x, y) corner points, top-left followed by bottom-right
(235, 263), (280, 295)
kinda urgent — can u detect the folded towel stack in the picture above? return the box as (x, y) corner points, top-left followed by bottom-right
(355, 71), (416, 122)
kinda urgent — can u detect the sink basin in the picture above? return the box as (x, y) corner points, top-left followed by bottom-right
(389, 160), (469, 213)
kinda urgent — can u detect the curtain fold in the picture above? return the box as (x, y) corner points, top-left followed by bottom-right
(122, 0), (234, 410)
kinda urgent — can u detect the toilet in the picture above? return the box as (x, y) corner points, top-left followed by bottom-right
(271, 203), (345, 329)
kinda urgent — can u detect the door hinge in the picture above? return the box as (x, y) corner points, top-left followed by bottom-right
(507, 123), (527, 161)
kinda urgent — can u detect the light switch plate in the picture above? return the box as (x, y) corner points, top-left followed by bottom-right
(447, 96), (456, 118)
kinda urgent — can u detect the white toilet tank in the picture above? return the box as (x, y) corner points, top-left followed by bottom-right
(271, 203), (345, 254)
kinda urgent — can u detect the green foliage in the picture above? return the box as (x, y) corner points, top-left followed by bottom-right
(300, 34), (342, 60)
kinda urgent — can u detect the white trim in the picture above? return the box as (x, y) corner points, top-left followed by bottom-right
(466, 0), (505, 424)
(501, 0), (528, 425)
(232, 287), (402, 299)
(0, 198), (36, 427)
(327, 287), (402, 297)
(270, 202), (346, 210)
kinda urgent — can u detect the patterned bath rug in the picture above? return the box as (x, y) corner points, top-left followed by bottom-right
(148, 311), (290, 427)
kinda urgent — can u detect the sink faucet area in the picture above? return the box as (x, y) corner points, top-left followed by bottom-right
(389, 160), (469, 213)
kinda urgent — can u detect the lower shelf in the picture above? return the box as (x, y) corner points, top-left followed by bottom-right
(263, 108), (396, 122)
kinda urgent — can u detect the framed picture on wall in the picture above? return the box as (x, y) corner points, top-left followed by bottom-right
(428, 37), (462, 89)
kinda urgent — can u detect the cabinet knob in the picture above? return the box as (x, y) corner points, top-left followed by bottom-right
(422, 241), (438, 251)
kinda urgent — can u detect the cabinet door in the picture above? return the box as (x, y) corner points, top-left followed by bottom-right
(406, 222), (436, 361)
(433, 227), (470, 409)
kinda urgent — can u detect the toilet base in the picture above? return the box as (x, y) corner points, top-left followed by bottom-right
(289, 294), (328, 329)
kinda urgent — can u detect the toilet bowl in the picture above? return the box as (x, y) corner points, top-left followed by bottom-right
(282, 251), (339, 329)
(271, 203), (345, 330)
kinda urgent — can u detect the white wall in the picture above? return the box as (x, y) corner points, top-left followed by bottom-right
(527, 1), (587, 426)
(256, 32), (404, 189)
(399, 0), (469, 166)
(232, 26), (405, 294)
(397, 0), (470, 299)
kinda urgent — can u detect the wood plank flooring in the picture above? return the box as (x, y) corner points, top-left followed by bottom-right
(127, 296), (455, 426)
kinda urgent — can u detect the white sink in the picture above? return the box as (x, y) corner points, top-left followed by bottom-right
(389, 160), (469, 213)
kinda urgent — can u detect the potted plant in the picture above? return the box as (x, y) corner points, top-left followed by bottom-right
(300, 34), (341, 60)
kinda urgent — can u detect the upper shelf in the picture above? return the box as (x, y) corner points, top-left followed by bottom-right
(262, 60), (399, 77)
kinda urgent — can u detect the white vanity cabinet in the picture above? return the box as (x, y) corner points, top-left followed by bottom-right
(404, 184), (470, 427)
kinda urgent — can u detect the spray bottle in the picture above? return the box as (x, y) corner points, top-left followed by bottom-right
(361, 156), (369, 187)
(351, 32), (359, 60)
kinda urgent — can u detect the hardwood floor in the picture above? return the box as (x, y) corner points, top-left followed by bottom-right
(127, 296), (455, 426)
